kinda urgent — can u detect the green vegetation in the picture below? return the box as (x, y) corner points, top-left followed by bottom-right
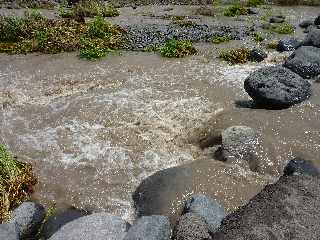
(0, 13), (123, 59)
(274, 0), (320, 6)
(158, 39), (197, 58)
(224, 4), (248, 17)
(246, 0), (265, 7)
(252, 32), (265, 42)
(212, 35), (232, 44)
(14, 0), (55, 9)
(171, 16), (196, 27)
(266, 41), (278, 49)
(266, 22), (295, 34)
(69, 0), (120, 18)
(0, 145), (37, 222)
(219, 48), (251, 64)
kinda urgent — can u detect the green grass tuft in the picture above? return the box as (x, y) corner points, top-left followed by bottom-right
(0, 145), (37, 222)
(224, 4), (248, 17)
(212, 35), (232, 44)
(158, 39), (197, 58)
(266, 22), (295, 34)
(246, 0), (265, 7)
(219, 48), (251, 64)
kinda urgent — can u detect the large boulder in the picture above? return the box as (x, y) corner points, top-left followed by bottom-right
(220, 126), (259, 171)
(211, 174), (320, 240)
(277, 38), (300, 52)
(302, 28), (320, 47)
(10, 202), (46, 239)
(173, 213), (211, 240)
(41, 207), (89, 239)
(283, 157), (320, 177)
(183, 194), (225, 233)
(48, 212), (130, 240)
(0, 223), (18, 240)
(124, 215), (171, 240)
(244, 66), (311, 109)
(284, 46), (320, 79)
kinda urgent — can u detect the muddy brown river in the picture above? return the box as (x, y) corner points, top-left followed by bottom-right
(0, 5), (320, 222)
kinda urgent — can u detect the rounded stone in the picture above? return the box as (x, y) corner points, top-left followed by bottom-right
(244, 66), (311, 108)
(183, 194), (225, 233)
(283, 157), (320, 177)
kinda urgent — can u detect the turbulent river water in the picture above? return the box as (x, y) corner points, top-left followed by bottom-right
(0, 5), (319, 222)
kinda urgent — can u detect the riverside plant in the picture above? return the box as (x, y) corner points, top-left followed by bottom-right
(265, 22), (295, 34)
(212, 35), (232, 44)
(158, 39), (197, 58)
(0, 145), (37, 222)
(219, 48), (251, 64)
(0, 11), (124, 60)
(224, 3), (248, 17)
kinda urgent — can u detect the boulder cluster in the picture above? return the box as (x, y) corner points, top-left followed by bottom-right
(244, 15), (320, 109)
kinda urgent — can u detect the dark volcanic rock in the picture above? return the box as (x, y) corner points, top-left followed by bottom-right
(184, 194), (225, 233)
(302, 28), (320, 47)
(270, 16), (285, 23)
(41, 207), (89, 239)
(284, 46), (320, 79)
(124, 215), (171, 240)
(0, 223), (18, 240)
(277, 38), (300, 52)
(283, 158), (320, 177)
(10, 202), (46, 239)
(299, 20), (314, 29)
(244, 66), (311, 109)
(48, 212), (130, 240)
(315, 15), (320, 26)
(211, 175), (320, 240)
(173, 213), (211, 240)
(250, 49), (267, 62)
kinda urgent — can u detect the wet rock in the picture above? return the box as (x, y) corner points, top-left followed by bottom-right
(244, 66), (311, 109)
(249, 49), (267, 62)
(283, 157), (320, 177)
(211, 174), (320, 239)
(220, 126), (259, 171)
(270, 16), (285, 23)
(124, 215), (171, 240)
(173, 213), (211, 240)
(48, 212), (130, 240)
(248, 8), (258, 15)
(0, 223), (18, 240)
(315, 15), (320, 25)
(10, 201), (46, 239)
(41, 207), (89, 239)
(284, 46), (320, 79)
(132, 159), (266, 225)
(302, 27), (320, 47)
(277, 38), (300, 52)
(299, 20), (314, 29)
(183, 194), (225, 233)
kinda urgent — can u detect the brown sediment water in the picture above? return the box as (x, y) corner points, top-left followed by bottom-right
(0, 5), (319, 222)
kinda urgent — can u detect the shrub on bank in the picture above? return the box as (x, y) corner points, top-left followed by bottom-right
(224, 4), (248, 17)
(267, 22), (295, 34)
(219, 48), (251, 64)
(212, 35), (232, 44)
(0, 145), (37, 222)
(158, 39), (197, 58)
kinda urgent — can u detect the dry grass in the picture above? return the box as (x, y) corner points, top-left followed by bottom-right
(0, 145), (37, 222)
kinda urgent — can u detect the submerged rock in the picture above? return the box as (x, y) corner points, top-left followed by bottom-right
(270, 16), (285, 23)
(250, 49), (267, 62)
(244, 66), (311, 109)
(10, 202), (45, 239)
(284, 46), (320, 79)
(0, 223), (18, 240)
(183, 194), (225, 233)
(41, 207), (89, 239)
(283, 157), (320, 177)
(124, 215), (171, 240)
(221, 126), (259, 171)
(211, 174), (320, 239)
(277, 38), (300, 52)
(48, 213), (130, 240)
(173, 213), (211, 240)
